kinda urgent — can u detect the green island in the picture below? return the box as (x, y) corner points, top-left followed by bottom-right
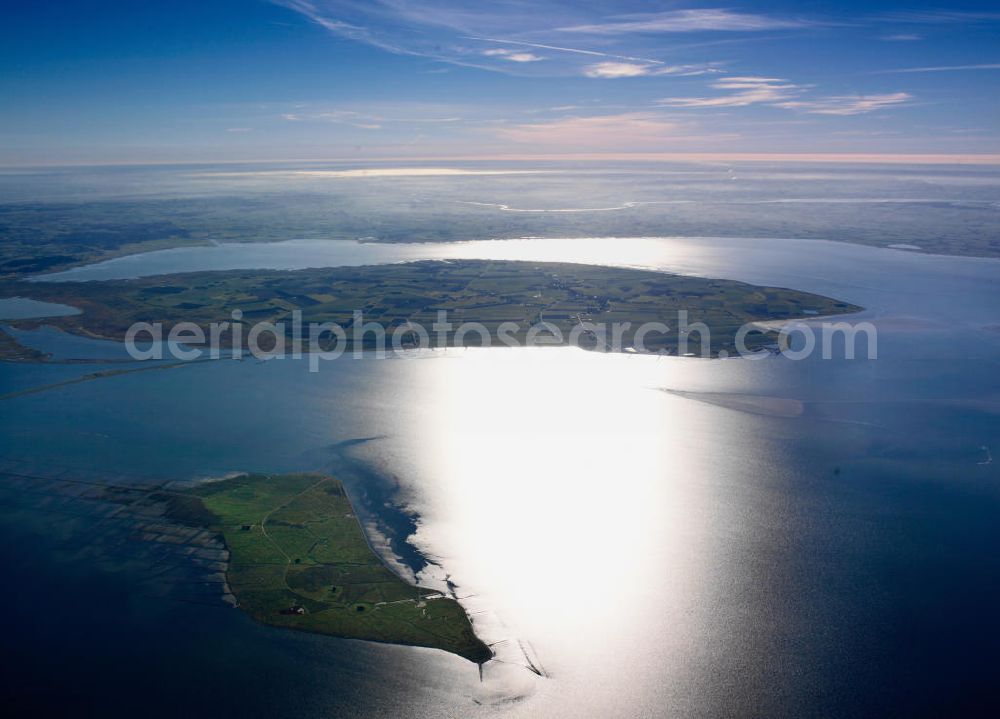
(0, 259), (861, 359)
(164, 472), (492, 664)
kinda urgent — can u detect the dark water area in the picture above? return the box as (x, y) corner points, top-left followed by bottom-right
(0, 455), (487, 718)
(0, 503), (476, 718)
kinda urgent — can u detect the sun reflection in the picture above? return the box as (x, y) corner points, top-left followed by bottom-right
(429, 236), (707, 275)
(365, 347), (745, 713)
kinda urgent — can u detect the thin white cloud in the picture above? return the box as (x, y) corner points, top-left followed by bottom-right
(463, 36), (664, 65)
(482, 48), (544, 62)
(713, 76), (790, 86)
(267, 0), (922, 139)
(504, 53), (543, 63)
(280, 108), (463, 128)
(274, 3), (735, 76)
(878, 10), (1000, 24)
(274, 0), (410, 56)
(281, 109), (380, 128)
(584, 62), (651, 78)
(661, 78), (912, 116)
(559, 9), (813, 34)
(658, 77), (801, 107)
(776, 92), (913, 115)
(583, 61), (721, 78)
(880, 34), (922, 41)
(224, 127), (253, 133)
(875, 63), (1000, 74)
(496, 112), (732, 148)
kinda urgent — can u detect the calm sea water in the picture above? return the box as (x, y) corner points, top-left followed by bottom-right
(3, 228), (1000, 716)
(0, 296), (80, 319)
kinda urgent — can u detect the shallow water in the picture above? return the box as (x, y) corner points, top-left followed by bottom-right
(0, 296), (80, 320)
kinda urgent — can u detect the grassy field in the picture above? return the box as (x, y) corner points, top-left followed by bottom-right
(166, 472), (492, 664)
(1, 259), (861, 358)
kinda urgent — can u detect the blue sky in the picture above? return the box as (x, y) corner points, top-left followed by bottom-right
(1, 1), (998, 163)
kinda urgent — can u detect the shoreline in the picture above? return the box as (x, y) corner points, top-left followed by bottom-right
(7, 232), (1000, 283)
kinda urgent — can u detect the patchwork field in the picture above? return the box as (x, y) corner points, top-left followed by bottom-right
(1, 259), (861, 358)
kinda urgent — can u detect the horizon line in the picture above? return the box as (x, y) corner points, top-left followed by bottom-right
(2, 152), (1000, 169)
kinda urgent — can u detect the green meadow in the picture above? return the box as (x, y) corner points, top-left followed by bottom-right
(169, 473), (492, 664)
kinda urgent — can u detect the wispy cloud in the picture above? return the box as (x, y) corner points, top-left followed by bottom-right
(273, 2), (735, 76)
(658, 77), (801, 107)
(483, 48), (544, 63)
(558, 8), (813, 34)
(877, 10), (1000, 25)
(875, 63), (1000, 74)
(282, 110), (382, 128)
(583, 61), (722, 78)
(263, 0), (956, 153)
(464, 37), (662, 64)
(274, 0), (410, 56)
(584, 62), (652, 78)
(280, 107), (463, 128)
(495, 112), (733, 148)
(661, 77), (912, 116)
(776, 92), (913, 115)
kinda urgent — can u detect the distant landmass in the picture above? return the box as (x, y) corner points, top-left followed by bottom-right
(1, 259), (861, 359)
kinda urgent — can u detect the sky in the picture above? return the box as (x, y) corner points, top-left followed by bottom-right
(1, 0), (998, 164)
